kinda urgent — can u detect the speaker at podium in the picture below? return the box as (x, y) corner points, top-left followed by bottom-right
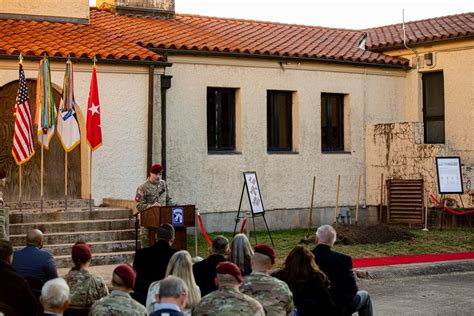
(140, 205), (196, 250)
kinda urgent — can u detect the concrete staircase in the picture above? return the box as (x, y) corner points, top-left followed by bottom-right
(8, 200), (137, 268)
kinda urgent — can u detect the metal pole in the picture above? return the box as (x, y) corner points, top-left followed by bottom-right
(40, 145), (44, 212)
(306, 176), (316, 238)
(194, 207), (198, 258)
(333, 175), (340, 224)
(89, 150), (92, 211)
(423, 187), (429, 231)
(355, 175), (361, 225)
(64, 152), (68, 211)
(18, 165), (22, 211)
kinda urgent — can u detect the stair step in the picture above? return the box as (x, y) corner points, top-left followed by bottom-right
(9, 218), (135, 235)
(9, 207), (133, 224)
(5, 199), (91, 210)
(54, 251), (135, 269)
(13, 240), (137, 256)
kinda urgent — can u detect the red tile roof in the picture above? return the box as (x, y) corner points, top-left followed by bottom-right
(365, 12), (474, 50)
(6, 9), (471, 67)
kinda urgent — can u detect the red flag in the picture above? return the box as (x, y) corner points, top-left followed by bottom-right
(12, 64), (35, 165)
(86, 66), (102, 150)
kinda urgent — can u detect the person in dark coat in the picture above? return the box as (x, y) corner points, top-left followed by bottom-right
(133, 223), (178, 305)
(312, 225), (373, 316)
(12, 229), (58, 285)
(192, 235), (229, 297)
(150, 276), (188, 316)
(0, 239), (38, 316)
(273, 246), (334, 316)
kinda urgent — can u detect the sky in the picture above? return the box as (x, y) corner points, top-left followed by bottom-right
(90, 1), (473, 29)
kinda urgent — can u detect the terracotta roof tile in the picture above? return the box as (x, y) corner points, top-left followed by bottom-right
(365, 12), (474, 50)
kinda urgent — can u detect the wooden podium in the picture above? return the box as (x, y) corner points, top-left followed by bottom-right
(141, 205), (195, 250)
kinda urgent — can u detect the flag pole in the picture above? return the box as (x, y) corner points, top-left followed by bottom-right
(64, 152), (68, 211)
(18, 165), (22, 211)
(89, 150), (92, 211)
(40, 144), (44, 212)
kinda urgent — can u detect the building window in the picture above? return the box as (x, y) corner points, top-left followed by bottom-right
(422, 72), (445, 144)
(207, 88), (235, 151)
(267, 90), (292, 151)
(321, 93), (344, 152)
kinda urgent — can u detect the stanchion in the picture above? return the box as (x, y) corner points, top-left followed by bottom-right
(422, 188), (429, 231)
(333, 175), (340, 224)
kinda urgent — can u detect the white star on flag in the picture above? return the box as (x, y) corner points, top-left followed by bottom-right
(89, 103), (100, 116)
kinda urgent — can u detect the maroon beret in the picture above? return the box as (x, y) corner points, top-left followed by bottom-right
(114, 264), (136, 289)
(254, 244), (276, 264)
(150, 164), (163, 175)
(72, 242), (92, 262)
(216, 262), (243, 283)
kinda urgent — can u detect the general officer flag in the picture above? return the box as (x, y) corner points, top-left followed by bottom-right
(86, 65), (102, 150)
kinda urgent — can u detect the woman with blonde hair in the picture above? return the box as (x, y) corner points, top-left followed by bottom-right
(230, 233), (254, 276)
(146, 250), (201, 315)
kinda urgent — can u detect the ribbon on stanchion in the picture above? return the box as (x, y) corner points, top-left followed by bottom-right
(430, 194), (474, 215)
(239, 217), (247, 234)
(196, 211), (212, 245)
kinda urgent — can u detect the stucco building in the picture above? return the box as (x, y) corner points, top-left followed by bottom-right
(0, 0), (472, 231)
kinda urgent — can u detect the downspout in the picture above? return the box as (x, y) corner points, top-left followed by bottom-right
(147, 65), (155, 177)
(160, 75), (172, 180)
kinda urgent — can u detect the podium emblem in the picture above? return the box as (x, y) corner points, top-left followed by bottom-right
(172, 207), (184, 226)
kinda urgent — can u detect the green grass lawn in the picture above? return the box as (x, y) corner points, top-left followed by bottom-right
(187, 227), (474, 267)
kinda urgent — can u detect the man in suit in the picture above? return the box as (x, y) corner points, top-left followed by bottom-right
(133, 223), (178, 305)
(0, 239), (38, 315)
(151, 276), (188, 316)
(312, 225), (373, 316)
(12, 229), (58, 285)
(193, 235), (230, 297)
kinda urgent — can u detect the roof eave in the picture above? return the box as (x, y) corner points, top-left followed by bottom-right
(367, 35), (474, 52)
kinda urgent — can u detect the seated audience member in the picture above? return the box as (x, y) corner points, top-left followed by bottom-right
(147, 250), (201, 315)
(229, 233), (254, 276)
(240, 244), (294, 315)
(89, 264), (147, 315)
(63, 242), (108, 314)
(192, 235), (229, 296)
(151, 276), (188, 316)
(192, 262), (264, 315)
(273, 246), (334, 316)
(0, 239), (37, 315)
(40, 278), (70, 315)
(312, 225), (373, 316)
(133, 223), (178, 305)
(12, 229), (58, 286)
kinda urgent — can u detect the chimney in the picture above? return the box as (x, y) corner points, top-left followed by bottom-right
(0, 0), (89, 24)
(97, 0), (175, 19)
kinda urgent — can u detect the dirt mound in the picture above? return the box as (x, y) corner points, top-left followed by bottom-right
(335, 224), (415, 245)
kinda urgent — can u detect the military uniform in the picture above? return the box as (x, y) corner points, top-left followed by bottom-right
(135, 178), (173, 247)
(192, 286), (264, 316)
(89, 290), (147, 315)
(64, 269), (109, 309)
(240, 271), (294, 316)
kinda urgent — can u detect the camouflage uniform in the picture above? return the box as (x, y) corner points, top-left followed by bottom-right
(240, 271), (294, 316)
(192, 286), (264, 316)
(64, 269), (109, 309)
(135, 178), (173, 247)
(89, 290), (148, 315)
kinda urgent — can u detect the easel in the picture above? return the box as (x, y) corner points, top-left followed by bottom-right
(233, 172), (274, 247)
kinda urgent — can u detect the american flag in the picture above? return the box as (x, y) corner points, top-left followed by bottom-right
(12, 64), (35, 165)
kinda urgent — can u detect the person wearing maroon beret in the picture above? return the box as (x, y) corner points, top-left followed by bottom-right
(193, 262), (265, 315)
(135, 163), (175, 248)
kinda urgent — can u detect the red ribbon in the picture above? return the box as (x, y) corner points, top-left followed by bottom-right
(430, 194), (474, 215)
(239, 217), (247, 234)
(196, 210), (212, 245)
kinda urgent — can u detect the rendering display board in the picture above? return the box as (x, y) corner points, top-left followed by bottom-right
(436, 157), (463, 194)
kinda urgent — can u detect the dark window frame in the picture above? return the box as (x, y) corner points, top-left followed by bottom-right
(321, 93), (344, 152)
(267, 90), (293, 152)
(422, 71), (445, 144)
(207, 87), (236, 152)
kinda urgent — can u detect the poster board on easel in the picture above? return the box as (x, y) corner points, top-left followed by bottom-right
(244, 171), (265, 215)
(436, 157), (463, 194)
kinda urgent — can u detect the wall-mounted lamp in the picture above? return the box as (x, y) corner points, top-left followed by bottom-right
(424, 53), (433, 66)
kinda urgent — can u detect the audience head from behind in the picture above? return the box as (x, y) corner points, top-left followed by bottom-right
(230, 233), (254, 276)
(26, 229), (44, 248)
(215, 261), (244, 289)
(112, 264), (136, 292)
(316, 224), (337, 247)
(157, 223), (175, 245)
(156, 276), (188, 312)
(252, 244), (276, 272)
(0, 240), (13, 264)
(40, 278), (70, 315)
(165, 250), (201, 309)
(210, 235), (230, 256)
(71, 241), (92, 270)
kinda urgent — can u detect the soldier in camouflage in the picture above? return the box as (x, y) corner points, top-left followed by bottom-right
(135, 163), (174, 247)
(89, 264), (147, 316)
(240, 244), (294, 316)
(192, 262), (264, 316)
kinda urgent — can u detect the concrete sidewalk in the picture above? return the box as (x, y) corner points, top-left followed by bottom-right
(58, 258), (474, 285)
